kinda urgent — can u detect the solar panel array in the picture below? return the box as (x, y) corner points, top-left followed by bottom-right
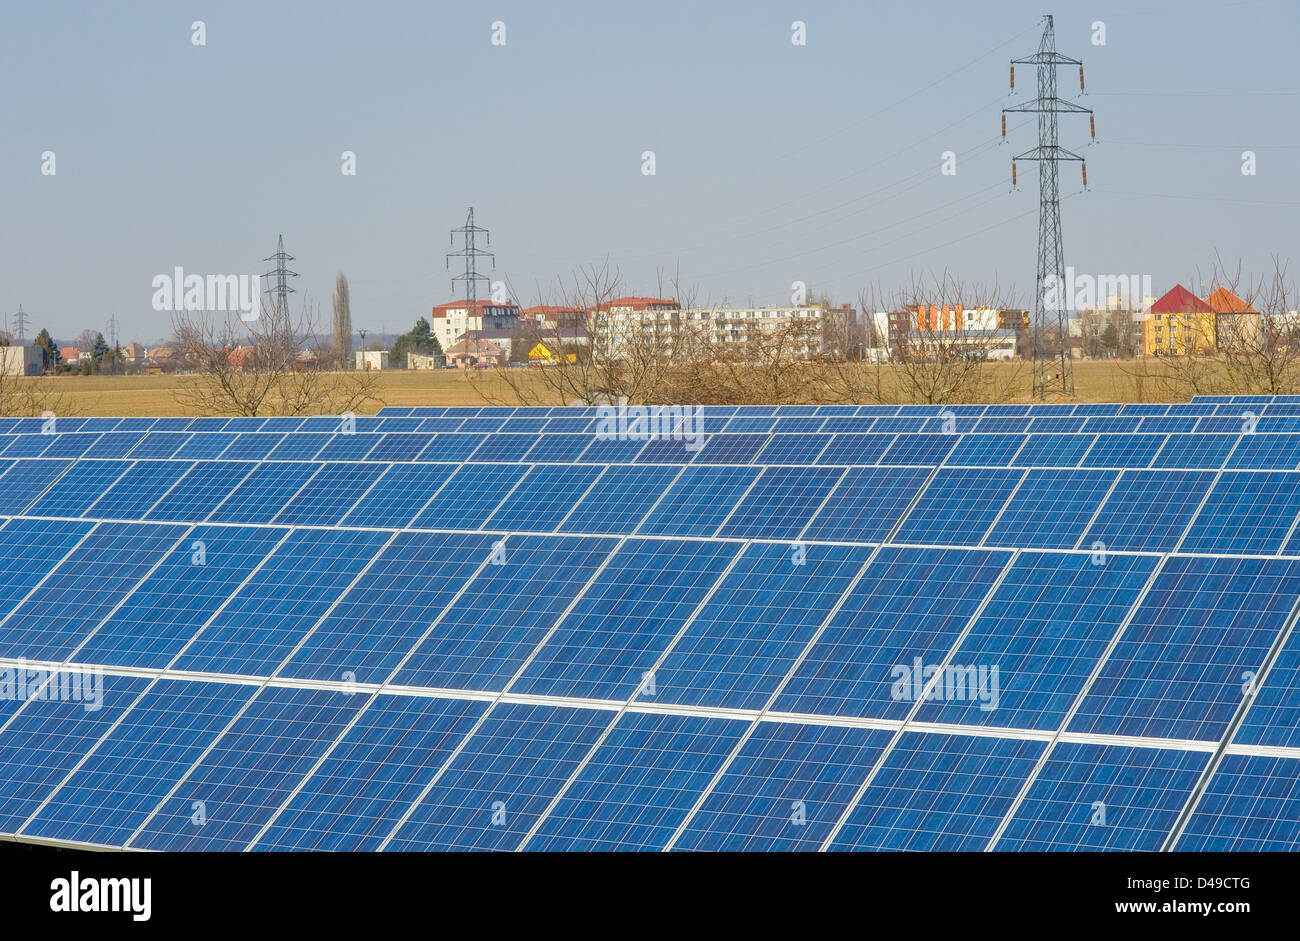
(0, 397), (1298, 851)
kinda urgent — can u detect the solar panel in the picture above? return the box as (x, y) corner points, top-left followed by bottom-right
(5, 401), (1300, 853)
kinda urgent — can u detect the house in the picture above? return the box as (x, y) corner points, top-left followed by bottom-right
(406, 352), (444, 370)
(59, 347), (83, 365)
(1206, 287), (1260, 347)
(430, 299), (521, 352)
(0, 346), (43, 376)
(1143, 285), (1215, 356)
(445, 336), (504, 369)
(356, 350), (390, 371)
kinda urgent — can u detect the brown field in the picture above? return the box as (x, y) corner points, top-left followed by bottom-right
(25, 360), (1184, 417)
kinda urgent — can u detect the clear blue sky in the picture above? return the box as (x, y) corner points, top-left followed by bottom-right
(3, 0), (1298, 343)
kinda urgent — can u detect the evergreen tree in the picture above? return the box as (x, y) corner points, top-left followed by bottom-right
(33, 328), (60, 372)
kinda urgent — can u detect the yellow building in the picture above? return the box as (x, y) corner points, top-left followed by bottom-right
(1143, 284), (1216, 356)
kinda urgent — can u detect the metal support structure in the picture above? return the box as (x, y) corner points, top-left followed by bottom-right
(262, 234), (299, 332)
(446, 208), (495, 348)
(1004, 14), (1094, 398)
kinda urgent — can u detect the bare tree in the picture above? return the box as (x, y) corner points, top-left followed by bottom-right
(1140, 256), (1300, 399)
(822, 271), (1026, 404)
(170, 296), (383, 416)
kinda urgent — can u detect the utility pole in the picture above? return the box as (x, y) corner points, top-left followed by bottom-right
(1004, 14), (1095, 398)
(446, 208), (495, 347)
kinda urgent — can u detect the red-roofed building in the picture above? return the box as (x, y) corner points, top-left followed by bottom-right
(430, 299), (521, 352)
(1206, 287), (1263, 348)
(60, 347), (83, 364)
(1144, 285), (1215, 356)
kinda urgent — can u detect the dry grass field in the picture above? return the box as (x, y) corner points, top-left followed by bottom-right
(24, 360), (1184, 417)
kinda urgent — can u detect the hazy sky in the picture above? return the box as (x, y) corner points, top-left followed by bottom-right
(3, 0), (1298, 342)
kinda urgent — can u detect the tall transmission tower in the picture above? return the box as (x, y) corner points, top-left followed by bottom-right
(107, 314), (120, 374)
(262, 234), (299, 330)
(1003, 14), (1094, 398)
(12, 304), (30, 343)
(446, 208), (495, 345)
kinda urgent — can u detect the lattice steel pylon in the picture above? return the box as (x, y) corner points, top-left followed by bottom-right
(1004, 14), (1094, 398)
(262, 234), (299, 331)
(446, 208), (495, 337)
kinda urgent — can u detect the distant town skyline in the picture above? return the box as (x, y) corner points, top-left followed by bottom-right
(3, 0), (1298, 340)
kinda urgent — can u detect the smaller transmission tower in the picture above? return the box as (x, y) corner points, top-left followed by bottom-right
(12, 305), (30, 343)
(446, 208), (495, 343)
(1003, 14), (1095, 398)
(262, 234), (299, 330)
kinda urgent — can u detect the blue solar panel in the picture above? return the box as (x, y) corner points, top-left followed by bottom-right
(409, 463), (528, 530)
(84, 460), (195, 519)
(801, 465), (932, 543)
(1175, 753), (1300, 851)
(1150, 433), (1238, 469)
(272, 462), (387, 526)
(717, 466), (844, 540)
(19, 679), (257, 847)
(559, 464), (680, 534)
(826, 732), (1044, 851)
(0, 674), (153, 833)
(0, 459), (71, 514)
(420, 433), (485, 462)
(984, 468), (1117, 549)
(892, 467), (1023, 546)
(524, 711), (748, 851)
(206, 462), (321, 524)
(383, 702), (610, 851)
(754, 434), (829, 465)
(130, 685), (369, 851)
(1069, 555), (1300, 741)
(1179, 471), (1300, 554)
(1225, 433), (1300, 469)
(878, 433), (959, 466)
(339, 462), (453, 528)
(313, 433), (380, 462)
(144, 461), (255, 522)
(692, 433), (768, 465)
(278, 531), (497, 685)
(172, 528), (393, 676)
(815, 433), (894, 465)
(470, 433), (541, 463)
(672, 721), (893, 851)
(220, 432), (284, 460)
(773, 546), (1012, 719)
(944, 434), (1026, 466)
(484, 464), (604, 532)
(511, 537), (741, 701)
(995, 742), (1208, 851)
(74, 525), (288, 669)
(1014, 434), (1095, 466)
(390, 534), (618, 692)
(0, 522), (186, 663)
(637, 465), (760, 537)
(651, 542), (873, 710)
(252, 694), (486, 851)
(1082, 470), (1217, 552)
(914, 551), (1160, 731)
(28, 459), (130, 518)
(1080, 433), (1167, 468)
(0, 518), (94, 620)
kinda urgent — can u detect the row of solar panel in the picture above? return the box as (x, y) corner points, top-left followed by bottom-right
(11, 429), (1300, 470)
(2, 408), (1291, 439)
(0, 520), (1297, 851)
(378, 397), (1300, 417)
(5, 457), (1300, 554)
(0, 675), (1291, 852)
(3, 517), (1300, 742)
